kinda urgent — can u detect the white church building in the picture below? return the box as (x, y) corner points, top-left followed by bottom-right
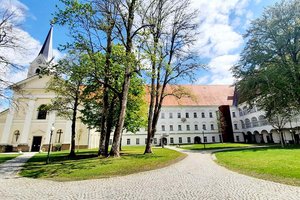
(0, 27), (297, 152)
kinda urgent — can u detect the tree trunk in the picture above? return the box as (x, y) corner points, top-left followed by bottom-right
(109, 0), (136, 157)
(98, 86), (109, 156)
(99, 20), (114, 156)
(279, 130), (285, 148)
(110, 77), (131, 157)
(69, 91), (79, 158)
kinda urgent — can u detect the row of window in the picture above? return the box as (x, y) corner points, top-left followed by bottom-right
(161, 112), (214, 119)
(161, 124), (215, 131)
(238, 106), (258, 117)
(125, 136), (219, 145)
(232, 116), (269, 130)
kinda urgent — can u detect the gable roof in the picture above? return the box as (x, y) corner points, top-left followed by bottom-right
(151, 85), (234, 106)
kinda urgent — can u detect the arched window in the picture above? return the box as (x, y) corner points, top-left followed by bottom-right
(243, 106), (248, 115)
(245, 118), (251, 128)
(238, 108), (243, 116)
(251, 117), (259, 127)
(240, 120), (245, 129)
(258, 115), (268, 126)
(35, 68), (41, 74)
(14, 130), (20, 142)
(37, 104), (48, 119)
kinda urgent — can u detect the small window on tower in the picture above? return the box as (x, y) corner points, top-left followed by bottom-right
(35, 68), (41, 74)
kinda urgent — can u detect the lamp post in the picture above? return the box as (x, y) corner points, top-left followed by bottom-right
(46, 125), (55, 164)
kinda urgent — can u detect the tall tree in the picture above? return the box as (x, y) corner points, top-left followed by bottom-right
(0, 6), (25, 100)
(80, 46), (147, 157)
(54, 0), (147, 157)
(139, 0), (201, 153)
(46, 54), (89, 157)
(232, 0), (300, 146)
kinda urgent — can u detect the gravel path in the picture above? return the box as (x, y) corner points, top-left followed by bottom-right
(0, 152), (36, 179)
(0, 148), (300, 200)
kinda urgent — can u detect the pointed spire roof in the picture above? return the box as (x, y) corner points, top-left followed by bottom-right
(38, 25), (53, 62)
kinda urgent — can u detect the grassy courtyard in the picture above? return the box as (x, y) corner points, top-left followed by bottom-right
(0, 153), (19, 164)
(179, 143), (254, 150)
(215, 146), (300, 186)
(20, 146), (185, 181)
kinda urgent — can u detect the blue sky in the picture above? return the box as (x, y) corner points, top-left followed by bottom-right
(0, 0), (280, 110)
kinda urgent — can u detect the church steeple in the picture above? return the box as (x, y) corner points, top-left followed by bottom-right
(27, 26), (54, 78)
(38, 25), (53, 62)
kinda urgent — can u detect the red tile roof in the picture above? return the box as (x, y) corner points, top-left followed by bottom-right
(148, 85), (234, 106)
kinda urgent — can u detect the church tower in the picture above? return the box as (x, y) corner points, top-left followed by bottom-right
(27, 26), (53, 78)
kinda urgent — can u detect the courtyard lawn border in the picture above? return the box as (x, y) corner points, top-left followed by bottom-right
(178, 143), (257, 151)
(0, 153), (20, 164)
(20, 146), (186, 181)
(213, 145), (300, 186)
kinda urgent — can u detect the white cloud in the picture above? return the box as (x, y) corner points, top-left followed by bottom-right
(191, 0), (256, 85)
(208, 54), (240, 84)
(0, 0), (28, 23)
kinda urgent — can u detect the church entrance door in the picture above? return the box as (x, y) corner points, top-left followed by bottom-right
(31, 136), (42, 152)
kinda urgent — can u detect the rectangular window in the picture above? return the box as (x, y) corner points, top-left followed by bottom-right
(177, 113), (181, 118)
(178, 125), (182, 131)
(236, 135), (240, 142)
(109, 139), (112, 145)
(234, 124), (238, 130)
(186, 125), (190, 131)
(179, 137), (182, 143)
(194, 112), (197, 118)
(170, 137), (174, 144)
(169, 113), (173, 119)
(195, 124), (198, 130)
(202, 124), (206, 130)
(154, 138), (157, 144)
(162, 125), (165, 131)
(211, 124), (214, 130)
(209, 112), (213, 118)
(170, 125), (173, 131)
(212, 136), (215, 143)
(136, 138), (140, 145)
(145, 138), (147, 144)
(202, 112), (205, 118)
(186, 112), (189, 118)
(204, 136), (207, 143)
(232, 112), (236, 118)
(187, 137), (191, 143)
(127, 138), (131, 145)
(161, 113), (165, 119)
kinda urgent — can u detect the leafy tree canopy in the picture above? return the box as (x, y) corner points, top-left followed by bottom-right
(233, 0), (300, 121)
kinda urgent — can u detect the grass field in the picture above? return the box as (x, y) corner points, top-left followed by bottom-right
(20, 146), (186, 181)
(179, 143), (254, 150)
(215, 146), (300, 186)
(0, 154), (19, 164)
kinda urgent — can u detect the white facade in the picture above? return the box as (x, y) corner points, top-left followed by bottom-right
(121, 106), (224, 146)
(230, 103), (300, 144)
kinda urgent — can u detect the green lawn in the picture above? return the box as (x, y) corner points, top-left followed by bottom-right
(0, 154), (19, 164)
(179, 143), (254, 150)
(20, 146), (186, 181)
(215, 146), (300, 186)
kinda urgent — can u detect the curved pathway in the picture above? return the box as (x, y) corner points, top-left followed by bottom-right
(1, 148), (300, 200)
